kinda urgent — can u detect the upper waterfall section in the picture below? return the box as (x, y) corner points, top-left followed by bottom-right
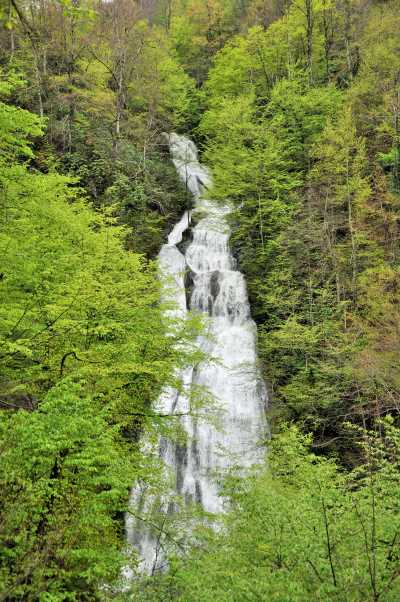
(168, 133), (212, 200)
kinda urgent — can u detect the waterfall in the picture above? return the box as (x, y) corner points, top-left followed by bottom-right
(126, 134), (267, 574)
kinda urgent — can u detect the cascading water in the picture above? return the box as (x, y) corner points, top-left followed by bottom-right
(126, 134), (267, 574)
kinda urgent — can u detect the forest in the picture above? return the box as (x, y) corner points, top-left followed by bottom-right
(1, 0), (400, 600)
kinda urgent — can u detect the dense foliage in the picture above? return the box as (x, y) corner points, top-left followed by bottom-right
(0, 66), (199, 598)
(1, 0), (400, 600)
(137, 423), (400, 601)
(198, 0), (400, 461)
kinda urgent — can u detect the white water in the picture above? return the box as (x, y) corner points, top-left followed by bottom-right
(126, 134), (267, 574)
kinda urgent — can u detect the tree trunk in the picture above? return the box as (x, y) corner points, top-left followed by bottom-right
(305, 0), (314, 83)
